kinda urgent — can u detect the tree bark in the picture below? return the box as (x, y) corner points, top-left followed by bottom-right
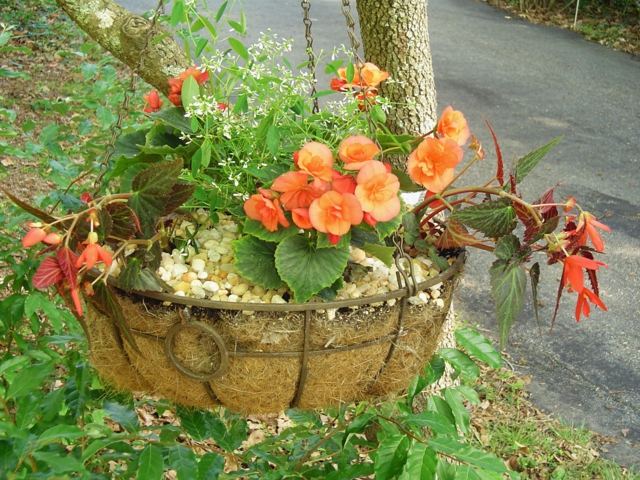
(356, 0), (437, 136)
(55, 0), (189, 94)
(357, 1), (458, 389)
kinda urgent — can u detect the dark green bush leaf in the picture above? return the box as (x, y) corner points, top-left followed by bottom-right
(439, 348), (480, 382)
(428, 437), (507, 473)
(136, 444), (164, 480)
(104, 402), (139, 432)
(152, 107), (193, 134)
(374, 433), (411, 480)
(455, 328), (502, 369)
(168, 445), (198, 480)
(444, 388), (470, 434)
(6, 363), (53, 399)
(198, 453), (224, 480)
(399, 442), (437, 479)
(490, 259), (527, 347)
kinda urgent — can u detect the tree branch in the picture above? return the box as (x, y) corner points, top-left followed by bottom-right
(55, 0), (189, 93)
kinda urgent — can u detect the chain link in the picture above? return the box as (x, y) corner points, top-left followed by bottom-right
(49, 0), (167, 212)
(301, 0), (319, 114)
(340, 0), (363, 64)
(90, 0), (166, 193)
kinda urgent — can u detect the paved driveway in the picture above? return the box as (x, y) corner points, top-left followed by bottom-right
(120, 0), (640, 466)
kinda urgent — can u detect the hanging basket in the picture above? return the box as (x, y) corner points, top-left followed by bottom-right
(86, 252), (465, 414)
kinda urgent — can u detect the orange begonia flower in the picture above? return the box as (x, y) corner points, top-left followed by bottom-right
(355, 160), (401, 222)
(336, 62), (389, 88)
(574, 287), (608, 322)
(244, 191), (290, 232)
(167, 67), (209, 106)
(309, 191), (363, 237)
(22, 227), (47, 247)
(576, 212), (610, 253)
(359, 63), (389, 88)
(271, 172), (324, 210)
(292, 208), (313, 229)
(408, 137), (463, 193)
(143, 90), (163, 113)
(296, 142), (334, 182)
(437, 106), (471, 146)
(330, 78), (348, 92)
(338, 135), (381, 171)
(76, 232), (113, 271)
(561, 255), (607, 293)
(331, 170), (357, 195)
(43, 232), (62, 245)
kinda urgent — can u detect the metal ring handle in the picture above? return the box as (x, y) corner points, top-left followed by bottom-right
(164, 321), (229, 381)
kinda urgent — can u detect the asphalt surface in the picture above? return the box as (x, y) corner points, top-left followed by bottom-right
(120, 0), (640, 467)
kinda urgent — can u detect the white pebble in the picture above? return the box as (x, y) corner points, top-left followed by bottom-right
(203, 281), (220, 293)
(197, 271), (209, 280)
(191, 285), (206, 298)
(435, 298), (445, 309)
(172, 264), (188, 277)
(228, 294), (240, 302)
(271, 294), (286, 304)
(191, 258), (205, 273)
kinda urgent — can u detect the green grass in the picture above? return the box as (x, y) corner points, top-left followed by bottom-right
(471, 369), (639, 479)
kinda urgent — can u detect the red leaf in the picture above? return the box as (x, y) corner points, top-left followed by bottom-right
(33, 256), (63, 290)
(485, 121), (504, 185)
(514, 201), (539, 243)
(56, 247), (79, 289)
(550, 275), (565, 331)
(435, 219), (484, 249)
(509, 174), (517, 194)
(536, 187), (558, 221)
(581, 250), (600, 295)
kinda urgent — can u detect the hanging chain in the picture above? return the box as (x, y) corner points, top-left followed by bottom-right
(340, 0), (363, 64)
(301, 0), (319, 114)
(50, 0), (167, 212)
(90, 0), (166, 193)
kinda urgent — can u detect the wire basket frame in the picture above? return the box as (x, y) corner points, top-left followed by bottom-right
(100, 251), (465, 409)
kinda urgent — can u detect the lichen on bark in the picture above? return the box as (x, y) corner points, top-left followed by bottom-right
(55, 0), (189, 94)
(356, 0), (437, 136)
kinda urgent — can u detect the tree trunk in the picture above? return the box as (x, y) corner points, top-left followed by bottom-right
(55, 0), (189, 94)
(356, 0), (437, 136)
(357, 0), (458, 389)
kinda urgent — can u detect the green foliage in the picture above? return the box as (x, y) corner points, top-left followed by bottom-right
(513, 137), (561, 184)
(490, 259), (528, 347)
(453, 198), (517, 238)
(232, 236), (284, 289)
(275, 235), (350, 302)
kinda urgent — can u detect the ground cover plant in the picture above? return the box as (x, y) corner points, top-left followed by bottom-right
(484, 0), (640, 55)
(0, 1), (635, 478)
